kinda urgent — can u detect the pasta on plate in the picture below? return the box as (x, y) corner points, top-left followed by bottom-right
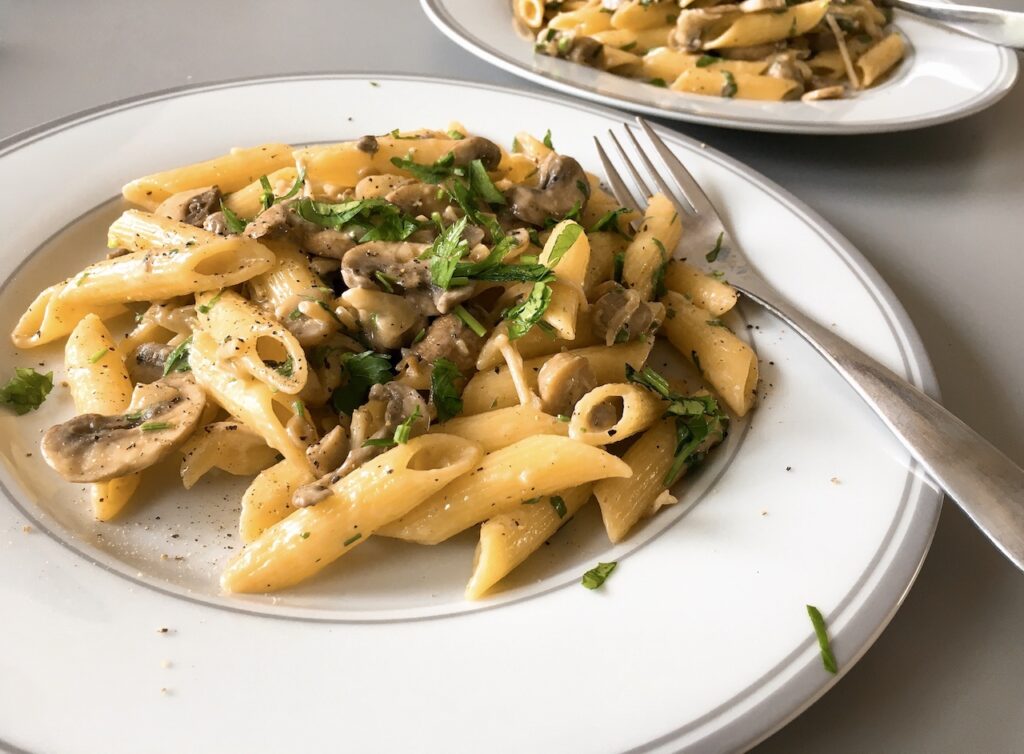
(518, 0), (905, 102)
(8, 123), (758, 598)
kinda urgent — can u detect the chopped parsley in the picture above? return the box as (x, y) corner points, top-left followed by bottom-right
(272, 356), (294, 377)
(453, 305), (487, 338)
(648, 77), (668, 88)
(393, 405), (421, 444)
(430, 357), (464, 423)
(544, 221), (583, 269)
(550, 495), (567, 518)
(163, 336), (193, 376)
(141, 421), (174, 432)
(0, 368), (53, 415)
(582, 561), (617, 589)
(721, 71), (738, 98)
(468, 159), (506, 206)
(447, 129), (466, 140)
(197, 290), (223, 314)
(332, 351), (394, 415)
(706, 231), (724, 262)
(542, 129), (555, 150)
(807, 605), (838, 674)
(219, 200), (249, 234)
(613, 251), (626, 283)
(296, 197), (419, 243)
(696, 55), (718, 67)
(88, 347), (111, 364)
(373, 270), (396, 293)
(590, 207), (632, 234)
(425, 216), (470, 289)
(626, 364), (728, 486)
(390, 150), (458, 184)
(343, 533), (362, 546)
(504, 282), (552, 340)
(259, 175), (274, 212)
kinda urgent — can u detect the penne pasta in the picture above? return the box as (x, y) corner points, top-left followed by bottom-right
(856, 33), (906, 88)
(437, 403), (569, 452)
(238, 459), (314, 543)
(569, 382), (665, 446)
(466, 484), (594, 599)
(377, 435), (630, 545)
(123, 143), (294, 210)
(222, 435), (484, 592)
(622, 193), (682, 300)
(179, 421), (280, 490)
(660, 291), (758, 416)
(662, 259), (738, 316)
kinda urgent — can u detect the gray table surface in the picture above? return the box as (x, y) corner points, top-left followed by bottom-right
(1, 1), (1021, 751)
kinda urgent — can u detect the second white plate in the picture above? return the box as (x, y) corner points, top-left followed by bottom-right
(422, 0), (1018, 134)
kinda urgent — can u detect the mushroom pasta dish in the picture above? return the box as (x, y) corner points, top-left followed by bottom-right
(7, 125), (758, 598)
(516, 0), (905, 102)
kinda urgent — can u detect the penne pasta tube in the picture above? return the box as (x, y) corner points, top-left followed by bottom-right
(671, 68), (800, 101)
(569, 383), (665, 446)
(540, 220), (590, 305)
(466, 484), (593, 599)
(855, 33), (905, 88)
(513, 0), (545, 29)
(462, 338), (653, 414)
(580, 174), (641, 232)
(437, 403), (569, 452)
(623, 193), (682, 300)
(663, 260), (738, 316)
(65, 314), (140, 521)
(188, 331), (313, 473)
(238, 459), (314, 543)
(179, 421), (280, 490)
(611, 0), (678, 31)
(195, 289), (308, 395)
(702, 0), (830, 49)
(660, 291), (758, 416)
(590, 26), (672, 55)
(512, 132), (553, 163)
(641, 48), (769, 82)
(223, 166), (300, 219)
(123, 143), (294, 210)
(221, 434), (484, 592)
(377, 436), (630, 545)
(476, 311), (598, 371)
(547, 6), (613, 35)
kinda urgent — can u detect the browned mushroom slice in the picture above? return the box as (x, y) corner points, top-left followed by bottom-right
(40, 373), (206, 483)
(341, 240), (432, 291)
(126, 342), (173, 385)
(450, 136), (502, 170)
(506, 153), (590, 227)
(536, 352), (597, 417)
(590, 283), (666, 346)
(154, 186), (222, 227)
(405, 312), (486, 379)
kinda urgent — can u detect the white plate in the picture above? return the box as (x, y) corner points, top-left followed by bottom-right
(0, 75), (941, 753)
(421, 0), (1018, 134)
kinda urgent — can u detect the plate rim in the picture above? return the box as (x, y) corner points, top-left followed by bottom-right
(0, 72), (944, 753)
(419, 0), (1019, 135)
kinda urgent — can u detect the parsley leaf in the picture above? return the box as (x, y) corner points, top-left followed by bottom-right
(550, 495), (567, 518)
(393, 405), (421, 445)
(426, 216), (470, 289)
(259, 175), (274, 212)
(0, 368), (53, 415)
(721, 70), (738, 98)
(332, 351), (394, 415)
(197, 290), (222, 314)
(219, 200), (248, 234)
(706, 231), (724, 262)
(590, 207), (631, 234)
(163, 336), (193, 376)
(390, 151), (457, 184)
(273, 356), (294, 377)
(648, 77), (668, 88)
(807, 605), (838, 674)
(467, 264), (555, 283)
(696, 55), (718, 67)
(581, 561), (617, 589)
(468, 159), (506, 206)
(430, 357), (464, 423)
(542, 129), (555, 150)
(296, 198), (419, 243)
(454, 305), (487, 337)
(504, 282), (552, 340)
(544, 222), (583, 269)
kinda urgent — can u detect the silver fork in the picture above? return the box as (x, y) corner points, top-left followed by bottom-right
(595, 116), (1024, 573)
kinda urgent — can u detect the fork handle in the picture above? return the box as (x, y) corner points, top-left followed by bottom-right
(742, 287), (1024, 570)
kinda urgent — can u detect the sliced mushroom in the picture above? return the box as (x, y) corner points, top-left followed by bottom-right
(356, 135), (379, 154)
(506, 153), (590, 227)
(450, 136), (502, 170)
(155, 186), (222, 227)
(590, 283), (666, 346)
(802, 84), (846, 101)
(671, 7), (737, 51)
(306, 425), (349, 475)
(385, 182), (453, 218)
(127, 342), (173, 385)
(292, 383), (429, 507)
(568, 36), (604, 66)
(765, 52), (809, 98)
(40, 373), (206, 483)
(341, 241), (432, 291)
(536, 353), (597, 416)
(739, 0), (785, 11)
(202, 211), (229, 236)
(405, 312), (486, 378)
(303, 229), (360, 260)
